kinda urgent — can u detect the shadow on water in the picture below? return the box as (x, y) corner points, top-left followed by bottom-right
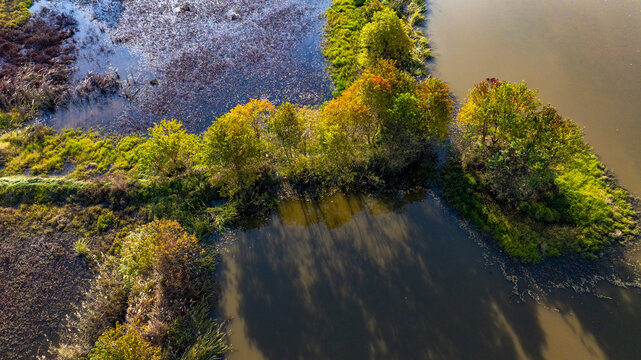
(217, 192), (641, 359)
(217, 194), (527, 359)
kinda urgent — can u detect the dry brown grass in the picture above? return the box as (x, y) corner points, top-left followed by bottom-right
(0, 11), (76, 127)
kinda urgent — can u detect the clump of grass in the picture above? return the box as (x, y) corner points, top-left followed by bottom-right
(88, 322), (161, 360)
(73, 239), (90, 257)
(0, 0), (32, 28)
(166, 303), (229, 360)
(181, 325), (229, 360)
(96, 211), (115, 232)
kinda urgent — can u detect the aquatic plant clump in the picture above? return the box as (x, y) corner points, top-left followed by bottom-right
(0, 10), (77, 128)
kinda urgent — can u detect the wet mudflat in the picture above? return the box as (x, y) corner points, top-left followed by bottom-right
(30, 0), (333, 132)
(217, 193), (641, 359)
(426, 0), (641, 196)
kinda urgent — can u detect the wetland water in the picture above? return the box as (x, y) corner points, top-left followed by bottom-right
(218, 193), (641, 359)
(427, 0), (641, 196)
(31, 0), (332, 132)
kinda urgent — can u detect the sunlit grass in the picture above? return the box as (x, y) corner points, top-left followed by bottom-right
(0, 0), (32, 28)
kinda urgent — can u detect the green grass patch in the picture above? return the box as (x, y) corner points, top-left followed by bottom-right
(441, 151), (638, 262)
(323, 0), (366, 96)
(0, 128), (128, 178)
(0, 0), (32, 28)
(0, 176), (90, 205)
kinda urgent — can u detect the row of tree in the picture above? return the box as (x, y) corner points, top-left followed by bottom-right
(138, 60), (452, 195)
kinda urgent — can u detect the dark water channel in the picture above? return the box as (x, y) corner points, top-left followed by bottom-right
(217, 193), (641, 359)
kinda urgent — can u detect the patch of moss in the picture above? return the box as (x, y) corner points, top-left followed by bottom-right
(0, 0), (32, 28)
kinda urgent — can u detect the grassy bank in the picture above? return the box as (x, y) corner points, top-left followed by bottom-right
(323, 0), (430, 96)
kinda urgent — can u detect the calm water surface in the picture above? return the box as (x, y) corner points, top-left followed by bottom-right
(218, 193), (641, 359)
(427, 0), (641, 195)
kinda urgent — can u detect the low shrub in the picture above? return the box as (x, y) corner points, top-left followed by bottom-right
(0, 0), (32, 28)
(89, 322), (161, 360)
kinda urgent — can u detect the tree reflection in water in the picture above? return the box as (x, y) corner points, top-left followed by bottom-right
(217, 192), (641, 359)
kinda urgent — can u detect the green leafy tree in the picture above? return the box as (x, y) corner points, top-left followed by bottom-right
(268, 102), (304, 159)
(202, 101), (272, 195)
(359, 7), (414, 69)
(384, 92), (421, 143)
(457, 79), (584, 202)
(414, 77), (453, 141)
(316, 103), (357, 172)
(140, 119), (200, 177)
(321, 60), (414, 146)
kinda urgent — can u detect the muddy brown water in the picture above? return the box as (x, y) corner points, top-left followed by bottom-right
(217, 193), (641, 360)
(427, 0), (641, 196)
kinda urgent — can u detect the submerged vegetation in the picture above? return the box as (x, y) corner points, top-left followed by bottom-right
(0, 7), (76, 128)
